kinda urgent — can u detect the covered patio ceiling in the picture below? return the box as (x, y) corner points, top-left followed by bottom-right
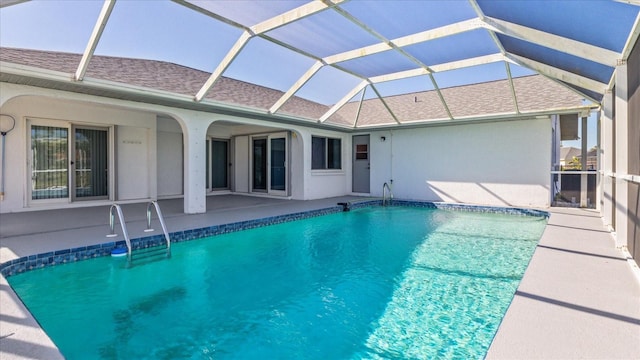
(1, 0), (639, 129)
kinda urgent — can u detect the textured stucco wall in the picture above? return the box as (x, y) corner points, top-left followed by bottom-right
(368, 118), (551, 208)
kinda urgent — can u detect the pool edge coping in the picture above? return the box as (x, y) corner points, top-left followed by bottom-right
(0, 201), (548, 277)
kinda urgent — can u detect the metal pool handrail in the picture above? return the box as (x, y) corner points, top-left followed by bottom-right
(382, 182), (393, 206)
(145, 200), (171, 258)
(107, 203), (132, 263)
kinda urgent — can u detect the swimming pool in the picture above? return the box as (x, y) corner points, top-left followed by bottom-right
(8, 205), (546, 359)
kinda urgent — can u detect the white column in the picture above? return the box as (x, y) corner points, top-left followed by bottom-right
(601, 90), (614, 228)
(550, 115), (561, 205)
(595, 110), (601, 211)
(182, 118), (208, 214)
(614, 61), (629, 248)
(580, 116), (588, 207)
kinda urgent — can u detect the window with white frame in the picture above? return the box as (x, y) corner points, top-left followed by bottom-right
(312, 136), (341, 170)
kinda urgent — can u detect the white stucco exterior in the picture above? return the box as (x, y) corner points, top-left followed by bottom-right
(157, 116), (183, 197)
(302, 128), (351, 200)
(367, 118), (552, 208)
(0, 85), (160, 212)
(0, 82), (553, 213)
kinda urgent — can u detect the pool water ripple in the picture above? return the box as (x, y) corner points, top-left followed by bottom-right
(8, 206), (545, 359)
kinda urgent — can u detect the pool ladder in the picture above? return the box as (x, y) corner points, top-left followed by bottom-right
(107, 201), (171, 265)
(382, 182), (393, 206)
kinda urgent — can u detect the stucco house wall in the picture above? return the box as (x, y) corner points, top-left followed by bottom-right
(368, 118), (551, 208)
(0, 81), (554, 213)
(0, 83), (353, 213)
(0, 86), (158, 212)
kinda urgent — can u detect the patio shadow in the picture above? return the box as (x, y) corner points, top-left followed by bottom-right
(514, 290), (640, 325)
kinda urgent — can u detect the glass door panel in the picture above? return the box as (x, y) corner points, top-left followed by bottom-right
(252, 138), (267, 191)
(212, 140), (229, 189)
(270, 137), (286, 191)
(206, 140), (210, 190)
(74, 128), (108, 199)
(31, 125), (69, 200)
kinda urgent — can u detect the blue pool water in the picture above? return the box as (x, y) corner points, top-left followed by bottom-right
(8, 206), (546, 359)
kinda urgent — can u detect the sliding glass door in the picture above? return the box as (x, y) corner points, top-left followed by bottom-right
(73, 127), (108, 200)
(252, 138), (267, 192)
(270, 137), (286, 192)
(29, 120), (109, 203)
(206, 138), (229, 191)
(251, 133), (288, 195)
(30, 125), (69, 200)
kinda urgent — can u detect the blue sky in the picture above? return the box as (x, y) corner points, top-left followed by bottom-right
(0, 0), (541, 105)
(0, 0), (360, 104)
(0, 0), (600, 146)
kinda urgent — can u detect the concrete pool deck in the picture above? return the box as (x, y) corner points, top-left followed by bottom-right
(1, 195), (639, 359)
(487, 207), (640, 359)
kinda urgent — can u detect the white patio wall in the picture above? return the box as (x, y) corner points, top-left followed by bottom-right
(0, 82), (553, 213)
(0, 83), (354, 213)
(117, 125), (153, 200)
(0, 88), (158, 212)
(227, 127), (347, 200)
(233, 135), (250, 193)
(368, 118), (551, 208)
(298, 128), (351, 200)
(157, 116), (183, 197)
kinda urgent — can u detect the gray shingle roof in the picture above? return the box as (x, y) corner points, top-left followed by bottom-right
(1, 47), (586, 128)
(0, 47), (336, 122)
(329, 75), (585, 126)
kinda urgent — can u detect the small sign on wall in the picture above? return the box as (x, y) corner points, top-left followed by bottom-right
(117, 126), (149, 200)
(122, 140), (143, 145)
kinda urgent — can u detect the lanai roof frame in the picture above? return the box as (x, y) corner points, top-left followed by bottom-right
(1, 0), (638, 128)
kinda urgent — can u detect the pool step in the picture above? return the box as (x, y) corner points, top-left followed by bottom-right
(131, 245), (170, 263)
